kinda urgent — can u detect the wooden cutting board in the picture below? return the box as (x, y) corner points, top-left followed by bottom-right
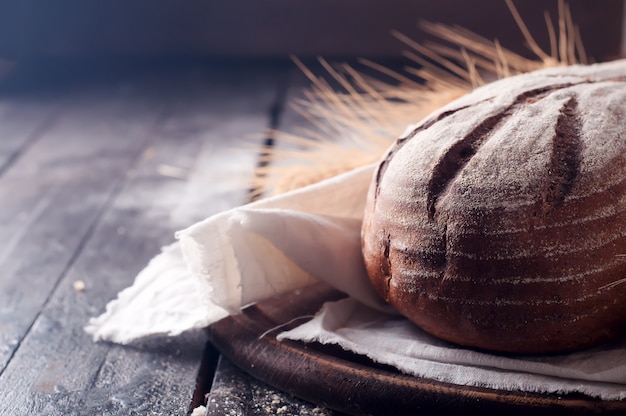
(207, 283), (626, 415)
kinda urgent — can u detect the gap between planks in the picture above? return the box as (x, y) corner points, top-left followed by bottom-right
(0, 62), (289, 415)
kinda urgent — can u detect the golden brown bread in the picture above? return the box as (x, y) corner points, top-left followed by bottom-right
(361, 60), (626, 354)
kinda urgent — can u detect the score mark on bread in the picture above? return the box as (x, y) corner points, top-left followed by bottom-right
(362, 60), (626, 354)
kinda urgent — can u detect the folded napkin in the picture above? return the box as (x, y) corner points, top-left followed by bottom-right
(85, 163), (389, 344)
(86, 162), (626, 401)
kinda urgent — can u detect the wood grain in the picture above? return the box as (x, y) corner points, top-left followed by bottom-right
(207, 356), (339, 416)
(0, 82), (165, 375)
(0, 91), (60, 180)
(0, 64), (284, 415)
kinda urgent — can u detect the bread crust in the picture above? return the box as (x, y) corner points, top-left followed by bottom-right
(361, 60), (626, 354)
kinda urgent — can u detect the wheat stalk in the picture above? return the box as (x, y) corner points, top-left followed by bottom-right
(245, 0), (626, 292)
(249, 0), (585, 198)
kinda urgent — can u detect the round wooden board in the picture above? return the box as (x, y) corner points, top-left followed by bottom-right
(206, 283), (626, 416)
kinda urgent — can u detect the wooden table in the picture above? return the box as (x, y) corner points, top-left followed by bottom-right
(0, 59), (343, 415)
(5, 45), (626, 414)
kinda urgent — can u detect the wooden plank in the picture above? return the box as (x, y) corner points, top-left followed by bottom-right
(0, 92), (60, 177)
(206, 357), (337, 416)
(0, 81), (165, 374)
(205, 65), (349, 415)
(0, 64), (284, 414)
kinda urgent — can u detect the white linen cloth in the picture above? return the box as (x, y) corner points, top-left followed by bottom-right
(85, 163), (389, 343)
(85, 163), (626, 401)
(278, 297), (626, 401)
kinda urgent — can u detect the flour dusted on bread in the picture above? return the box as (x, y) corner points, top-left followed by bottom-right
(361, 60), (626, 354)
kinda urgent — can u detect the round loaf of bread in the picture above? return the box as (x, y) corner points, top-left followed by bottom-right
(361, 60), (626, 354)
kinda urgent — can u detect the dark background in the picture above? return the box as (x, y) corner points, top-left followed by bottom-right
(0, 1), (622, 63)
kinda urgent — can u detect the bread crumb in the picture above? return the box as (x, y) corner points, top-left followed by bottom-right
(190, 405), (206, 416)
(157, 164), (188, 179)
(142, 146), (156, 160)
(73, 280), (86, 292)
